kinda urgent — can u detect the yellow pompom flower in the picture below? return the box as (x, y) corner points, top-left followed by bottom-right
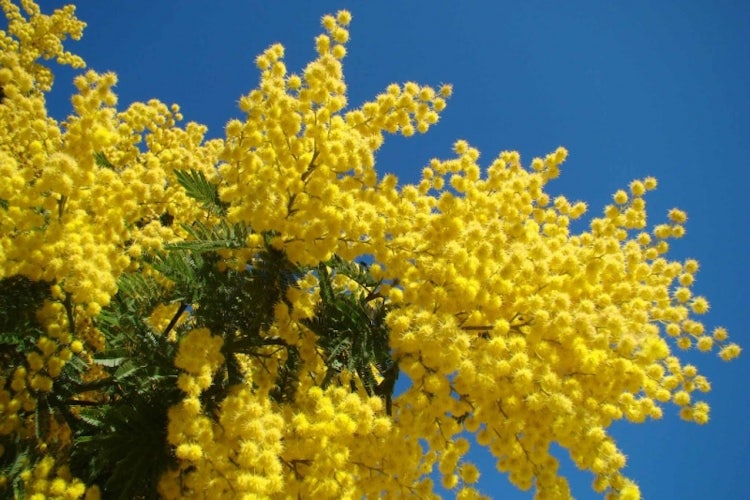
(332, 44), (347, 59)
(719, 344), (741, 361)
(691, 297), (709, 314)
(321, 14), (336, 30)
(439, 84), (453, 97)
(677, 337), (692, 350)
(459, 463), (480, 484)
(613, 190), (628, 204)
(678, 273), (694, 286)
(696, 336), (713, 352)
(336, 10), (352, 25)
(674, 287), (691, 303)
(642, 176), (658, 190)
(712, 326), (729, 342)
(629, 180), (646, 197)
(684, 259), (700, 273)
(175, 443), (203, 461)
(667, 208), (687, 224)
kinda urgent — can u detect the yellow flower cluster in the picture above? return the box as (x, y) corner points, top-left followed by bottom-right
(0, 2), (741, 499)
(0, 0), (85, 92)
(174, 327), (224, 396)
(217, 10), (451, 266)
(0, 3), (222, 493)
(148, 302), (187, 339)
(373, 143), (740, 496)
(0, 0), (225, 461)
(165, 370), (485, 499)
(162, 383), (286, 498)
(13, 456), (95, 500)
(278, 385), (419, 498)
(0, 0), (225, 309)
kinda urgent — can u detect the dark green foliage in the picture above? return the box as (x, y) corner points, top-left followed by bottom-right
(0, 275), (50, 371)
(269, 345), (301, 404)
(70, 391), (178, 500)
(68, 269), (184, 497)
(0, 438), (34, 498)
(0, 275), (51, 332)
(66, 224), (310, 496)
(186, 239), (305, 408)
(303, 257), (399, 414)
(326, 254), (380, 289)
(0, 326), (38, 369)
(89, 269), (183, 399)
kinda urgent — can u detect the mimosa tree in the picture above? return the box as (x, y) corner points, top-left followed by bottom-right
(0, 2), (740, 499)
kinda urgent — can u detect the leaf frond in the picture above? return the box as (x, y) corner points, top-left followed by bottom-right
(173, 168), (228, 215)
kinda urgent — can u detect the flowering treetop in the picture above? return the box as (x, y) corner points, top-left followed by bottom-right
(0, 2), (740, 499)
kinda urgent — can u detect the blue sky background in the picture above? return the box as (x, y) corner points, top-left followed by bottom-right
(31, 1), (749, 498)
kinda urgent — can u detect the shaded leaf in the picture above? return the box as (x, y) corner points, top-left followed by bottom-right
(92, 357), (127, 368)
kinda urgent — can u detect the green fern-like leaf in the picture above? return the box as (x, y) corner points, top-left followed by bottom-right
(173, 168), (228, 215)
(145, 250), (205, 304)
(93, 151), (116, 170)
(167, 219), (249, 252)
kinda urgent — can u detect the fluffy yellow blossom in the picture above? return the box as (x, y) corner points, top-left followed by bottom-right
(668, 208), (688, 224)
(712, 326), (728, 342)
(460, 463), (481, 484)
(719, 344), (741, 361)
(613, 190), (629, 204)
(18, 456), (90, 499)
(174, 328), (224, 376)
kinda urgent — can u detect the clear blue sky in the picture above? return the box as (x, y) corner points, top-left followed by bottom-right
(35, 1), (749, 498)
